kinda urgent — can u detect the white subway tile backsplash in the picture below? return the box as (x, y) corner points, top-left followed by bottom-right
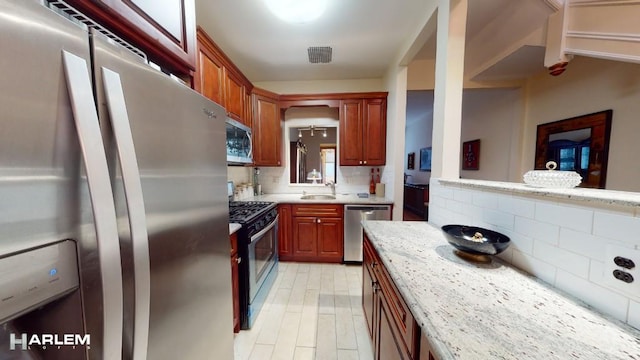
(437, 186), (455, 200)
(433, 180), (640, 328)
(628, 300), (640, 330)
(514, 217), (560, 245)
(593, 212), (640, 246)
(555, 270), (630, 321)
(588, 260), (608, 288)
(506, 232), (534, 255)
(511, 250), (557, 285)
(482, 209), (514, 230)
(460, 203), (484, 223)
(533, 241), (590, 278)
(498, 196), (535, 219)
(445, 199), (463, 213)
(558, 228), (610, 259)
(453, 189), (473, 203)
(535, 202), (593, 232)
(472, 192), (499, 209)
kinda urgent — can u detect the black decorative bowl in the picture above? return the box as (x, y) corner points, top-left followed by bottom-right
(441, 225), (511, 255)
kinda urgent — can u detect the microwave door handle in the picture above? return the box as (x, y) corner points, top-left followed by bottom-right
(246, 131), (253, 159)
(101, 68), (151, 360)
(62, 51), (124, 360)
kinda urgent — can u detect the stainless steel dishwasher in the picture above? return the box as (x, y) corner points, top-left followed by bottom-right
(344, 204), (391, 262)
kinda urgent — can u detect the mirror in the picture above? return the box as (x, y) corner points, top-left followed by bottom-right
(289, 126), (337, 184)
(535, 110), (612, 188)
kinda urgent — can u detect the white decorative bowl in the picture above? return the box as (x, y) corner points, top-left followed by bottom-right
(523, 161), (582, 189)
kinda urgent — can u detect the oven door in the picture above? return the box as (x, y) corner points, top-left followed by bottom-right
(248, 215), (278, 302)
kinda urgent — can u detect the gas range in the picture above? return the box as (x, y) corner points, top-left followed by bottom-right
(229, 201), (277, 238)
(229, 201), (275, 224)
(227, 198), (279, 330)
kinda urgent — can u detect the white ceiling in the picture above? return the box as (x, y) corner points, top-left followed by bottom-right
(194, 0), (555, 83)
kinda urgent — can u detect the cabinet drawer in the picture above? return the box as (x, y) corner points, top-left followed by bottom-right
(377, 260), (418, 358)
(292, 204), (343, 217)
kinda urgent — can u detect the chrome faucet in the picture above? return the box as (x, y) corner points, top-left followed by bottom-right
(325, 181), (336, 196)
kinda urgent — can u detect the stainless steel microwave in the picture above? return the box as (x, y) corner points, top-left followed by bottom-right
(225, 118), (253, 164)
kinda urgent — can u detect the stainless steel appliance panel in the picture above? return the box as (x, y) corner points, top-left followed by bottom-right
(0, 240), (79, 324)
(344, 205), (391, 262)
(0, 1), (122, 358)
(248, 216), (278, 302)
(92, 33), (234, 360)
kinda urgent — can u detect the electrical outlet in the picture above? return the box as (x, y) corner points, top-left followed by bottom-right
(605, 244), (640, 297)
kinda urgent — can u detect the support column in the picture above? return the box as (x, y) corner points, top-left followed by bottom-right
(431, 0), (468, 180)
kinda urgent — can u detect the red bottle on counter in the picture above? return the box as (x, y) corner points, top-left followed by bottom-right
(369, 168), (375, 194)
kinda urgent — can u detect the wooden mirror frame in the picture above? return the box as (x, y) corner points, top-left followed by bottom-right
(534, 110), (612, 189)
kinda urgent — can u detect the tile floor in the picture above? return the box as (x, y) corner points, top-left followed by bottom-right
(233, 262), (374, 360)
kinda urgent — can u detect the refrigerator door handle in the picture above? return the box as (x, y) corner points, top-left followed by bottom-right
(101, 67), (151, 360)
(61, 51), (124, 359)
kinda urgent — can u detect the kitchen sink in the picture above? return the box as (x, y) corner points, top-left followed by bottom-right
(300, 194), (336, 200)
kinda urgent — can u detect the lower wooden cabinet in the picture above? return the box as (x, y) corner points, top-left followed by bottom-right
(278, 204), (293, 260)
(279, 204), (343, 263)
(230, 232), (240, 333)
(363, 234), (421, 360)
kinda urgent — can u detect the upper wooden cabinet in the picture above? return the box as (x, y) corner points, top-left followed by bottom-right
(194, 28), (252, 126)
(225, 69), (245, 122)
(65, 0), (196, 76)
(195, 30), (225, 106)
(252, 88), (282, 167)
(340, 96), (387, 166)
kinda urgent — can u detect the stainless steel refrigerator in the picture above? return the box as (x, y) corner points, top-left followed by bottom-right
(0, 0), (234, 359)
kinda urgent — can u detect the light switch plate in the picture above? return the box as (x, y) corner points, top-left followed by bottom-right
(605, 244), (640, 298)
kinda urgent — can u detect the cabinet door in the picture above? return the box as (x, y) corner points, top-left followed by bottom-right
(195, 29), (225, 105)
(253, 92), (282, 166)
(317, 217), (343, 261)
(292, 217), (318, 257)
(363, 98), (387, 166)
(231, 253), (240, 333)
(377, 294), (411, 360)
(225, 69), (244, 122)
(339, 99), (364, 166)
(363, 247), (377, 339)
(278, 204), (292, 259)
(65, 0), (196, 74)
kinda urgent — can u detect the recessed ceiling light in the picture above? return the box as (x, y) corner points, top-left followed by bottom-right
(264, 0), (328, 23)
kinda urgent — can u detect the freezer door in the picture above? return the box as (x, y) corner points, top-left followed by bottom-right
(0, 1), (123, 359)
(91, 32), (234, 360)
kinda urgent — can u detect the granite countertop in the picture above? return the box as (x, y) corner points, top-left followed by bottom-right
(243, 193), (394, 205)
(362, 221), (640, 360)
(229, 223), (241, 235)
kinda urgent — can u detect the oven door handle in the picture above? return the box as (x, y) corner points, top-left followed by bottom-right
(250, 215), (279, 243)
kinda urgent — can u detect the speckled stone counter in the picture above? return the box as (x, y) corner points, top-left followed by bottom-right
(362, 221), (640, 360)
(243, 193), (393, 205)
(229, 223), (241, 235)
(438, 178), (640, 207)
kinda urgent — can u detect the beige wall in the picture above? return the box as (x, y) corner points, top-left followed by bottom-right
(523, 56), (640, 192)
(460, 88), (523, 182)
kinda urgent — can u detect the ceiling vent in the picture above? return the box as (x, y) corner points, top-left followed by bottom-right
(308, 46), (332, 64)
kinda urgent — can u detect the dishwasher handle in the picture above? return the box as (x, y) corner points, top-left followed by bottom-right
(345, 205), (391, 212)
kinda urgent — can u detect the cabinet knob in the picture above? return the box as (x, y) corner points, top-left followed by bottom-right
(359, 161), (363, 165)
(317, 218), (321, 223)
(363, 160), (367, 164)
